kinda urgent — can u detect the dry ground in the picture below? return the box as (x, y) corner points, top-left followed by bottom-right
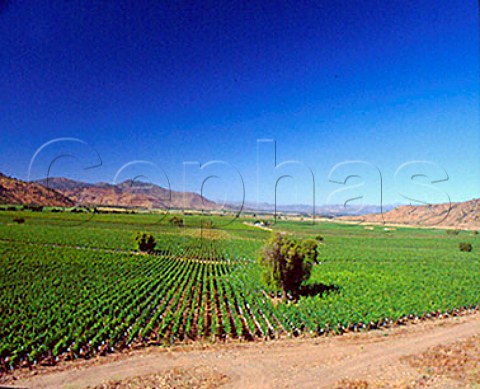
(3, 313), (480, 389)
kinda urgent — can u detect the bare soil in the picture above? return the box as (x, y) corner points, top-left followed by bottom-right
(3, 313), (479, 389)
(90, 365), (229, 389)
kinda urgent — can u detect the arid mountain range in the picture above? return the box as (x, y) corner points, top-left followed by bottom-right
(0, 173), (74, 207)
(1, 173), (478, 229)
(35, 177), (218, 210)
(338, 199), (480, 229)
(0, 174), (217, 210)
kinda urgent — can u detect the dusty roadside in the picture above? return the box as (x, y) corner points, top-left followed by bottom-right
(3, 313), (480, 389)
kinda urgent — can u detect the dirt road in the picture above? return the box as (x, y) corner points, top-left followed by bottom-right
(7, 313), (480, 388)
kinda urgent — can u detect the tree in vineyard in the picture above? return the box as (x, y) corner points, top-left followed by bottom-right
(459, 242), (473, 252)
(259, 233), (319, 301)
(134, 232), (156, 253)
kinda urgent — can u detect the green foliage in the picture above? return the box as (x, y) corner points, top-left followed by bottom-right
(21, 205), (43, 212)
(259, 233), (318, 300)
(459, 242), (473, 252)
(134, 232), (156, 253)
(1, 210), (480, 372)
(169, 216), (184, 227)
(446, 229), (460, 235)
(202, 219), (214, 229)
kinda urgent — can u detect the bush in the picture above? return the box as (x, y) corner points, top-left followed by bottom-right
(446, 230), (460, 235)
(202, 219), (214, 229)
(13, 218), (25, 224)
(315, 235), (324, 242)
(459, 242), (472, 252)
(3, 206), (17, 211)
(134, 232), (156, 253)
(169, 216), (184, 227)
(70, 208), (85, 213)
(259, 233), (319, 301)
(22, 205), (43, 212)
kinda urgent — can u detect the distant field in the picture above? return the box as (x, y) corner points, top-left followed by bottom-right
(0, 210), (478, 372)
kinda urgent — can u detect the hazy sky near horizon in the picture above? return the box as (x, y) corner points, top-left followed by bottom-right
(0, 1), (478, 207)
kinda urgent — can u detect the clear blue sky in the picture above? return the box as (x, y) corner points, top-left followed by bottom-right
(1, 1), (478, 206)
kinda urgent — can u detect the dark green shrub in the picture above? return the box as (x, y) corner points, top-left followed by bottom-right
(459, 242), (472, 252)
(446, 229), (460, 235)
(259, 233), (319, 301)
(169, 216), (184, 227)
(22, 205), (43, 212)
(70, 208), (86, 213)
(134, 232), (156, 253)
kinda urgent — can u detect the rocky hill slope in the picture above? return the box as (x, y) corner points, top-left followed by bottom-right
(338, 199), (479, 229)
(36, 177), (218, 210)
(0, 173), (74, 207)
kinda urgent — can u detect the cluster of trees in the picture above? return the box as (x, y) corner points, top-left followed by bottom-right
(0, 206), (19, 211)
(21, 205), (43, 212)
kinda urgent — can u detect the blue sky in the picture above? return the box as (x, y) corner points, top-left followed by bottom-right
(0, 1), (478, 207)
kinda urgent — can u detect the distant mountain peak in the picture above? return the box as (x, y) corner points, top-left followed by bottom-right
(34, 176), (217, 210)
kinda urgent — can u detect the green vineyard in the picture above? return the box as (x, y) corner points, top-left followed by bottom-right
(0, 210), (478, 373)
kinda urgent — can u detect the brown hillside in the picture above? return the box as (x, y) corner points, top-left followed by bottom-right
(36, 177), (219, 210)
(0, 173), (74, 207)
(338, 199), (480, 229)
